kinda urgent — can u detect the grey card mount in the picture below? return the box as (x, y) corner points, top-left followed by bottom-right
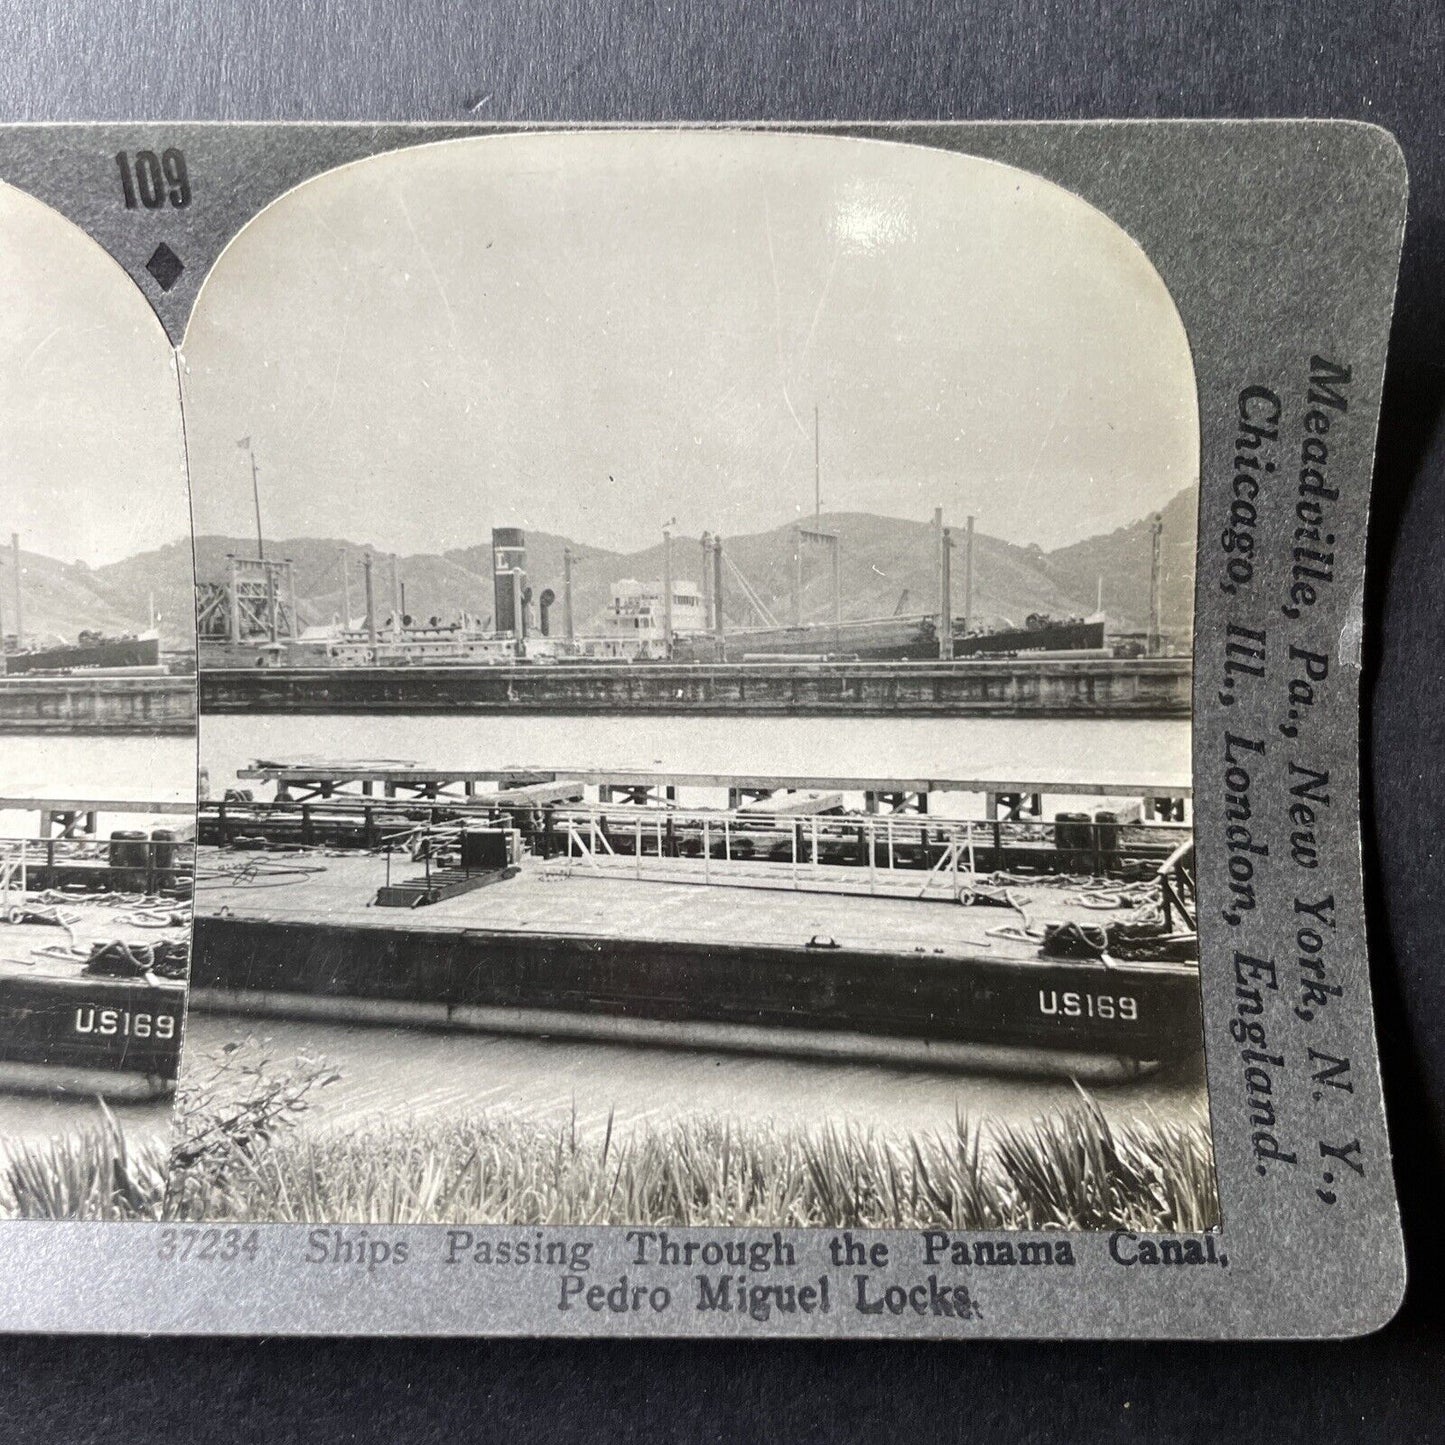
(0, 120), (1408, 1338)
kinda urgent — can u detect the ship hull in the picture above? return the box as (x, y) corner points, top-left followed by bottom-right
(953, 619), (1106, 656)
(3, 636), (161, 675)
(680, 617), (939, 662)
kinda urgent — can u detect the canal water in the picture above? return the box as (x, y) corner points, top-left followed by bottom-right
(177, 1012), (1209, 1146)
(0, 732), (196, 833)
(200, 711), (1191, 812)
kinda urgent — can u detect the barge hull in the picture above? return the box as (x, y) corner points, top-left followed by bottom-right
(191, 915), (1203, 1065)
(186, 988), (1158, 1082)
(0, 974), (184, 1082)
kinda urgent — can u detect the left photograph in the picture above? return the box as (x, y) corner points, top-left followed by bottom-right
(0, 182), (196, 1217)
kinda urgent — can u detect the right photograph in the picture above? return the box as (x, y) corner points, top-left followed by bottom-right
(175, 129), (1213, 1233)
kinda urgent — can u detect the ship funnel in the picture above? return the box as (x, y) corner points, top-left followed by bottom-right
(492, 527), (527, 637)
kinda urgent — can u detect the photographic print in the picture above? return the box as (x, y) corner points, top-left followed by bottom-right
(178, 131), (1213, 1236)
(0, 180), (195, 1218)
(0, 119), (1407, 1338)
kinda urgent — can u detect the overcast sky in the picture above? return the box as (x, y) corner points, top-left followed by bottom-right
(182, 130), (1198, 556)
(0, 182), (189, 565)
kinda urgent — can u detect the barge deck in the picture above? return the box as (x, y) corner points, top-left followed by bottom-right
(191, 841), (1202, 1080)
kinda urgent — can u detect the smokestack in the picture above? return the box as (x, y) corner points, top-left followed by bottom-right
(492, 527), (526, 637)
(390, 554), (402, 640)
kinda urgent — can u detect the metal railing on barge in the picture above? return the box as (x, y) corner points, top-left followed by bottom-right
(0, 833), (196, 898)
(199, 793), (1189, 887)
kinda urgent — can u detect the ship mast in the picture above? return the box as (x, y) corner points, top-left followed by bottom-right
(661, 522), (674, 652)
(239, 437), (277, 642)
(1147, 513), (1163, 656)
(10, 533), (22, 648)
(963, 515), (975, 638)
(562, 546), (576, 643)
(814, 404), (821, 520)
(936, 509), (953, 661)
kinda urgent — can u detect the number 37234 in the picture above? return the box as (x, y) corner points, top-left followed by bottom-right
(157, 1227), (259, 1263)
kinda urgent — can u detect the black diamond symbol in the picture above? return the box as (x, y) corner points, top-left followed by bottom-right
(145, 243), (185, 292)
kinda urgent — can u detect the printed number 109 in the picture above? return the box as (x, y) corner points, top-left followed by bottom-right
(116, 149), (190, 209)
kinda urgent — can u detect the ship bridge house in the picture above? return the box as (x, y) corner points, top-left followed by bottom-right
(594, 578), (706, 658)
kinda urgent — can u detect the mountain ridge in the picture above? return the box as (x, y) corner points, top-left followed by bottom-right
(13, 488), (1197, 649)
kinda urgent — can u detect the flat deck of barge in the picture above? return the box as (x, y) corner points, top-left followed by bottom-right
(195, 849), (1170, 965)
(0, 903), (187, 980)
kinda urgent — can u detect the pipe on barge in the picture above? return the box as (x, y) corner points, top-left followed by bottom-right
(0, 675), (195, 733)
(198, 657), (1192, 718)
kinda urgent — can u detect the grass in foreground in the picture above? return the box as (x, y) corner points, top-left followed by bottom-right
(3, 1044), (1219, 1232)
(1, 1100), (169, 1222)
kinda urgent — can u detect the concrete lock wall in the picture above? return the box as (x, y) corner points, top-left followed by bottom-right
(199, 658), (1191, 718)
(0, 676), (196, 732)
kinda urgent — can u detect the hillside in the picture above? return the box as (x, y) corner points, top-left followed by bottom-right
(613, 515), (1093, 634)
(1040, 486), (1197, 635)
(0, 542), (192, 649)
(94, 485), (1197, 645)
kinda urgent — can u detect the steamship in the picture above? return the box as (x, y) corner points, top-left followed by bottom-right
(200, 525), (1111, 669)
(2, 632), (162, 676)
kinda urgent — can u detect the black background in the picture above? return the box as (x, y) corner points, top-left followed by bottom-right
(1, 2), (1442, 1439)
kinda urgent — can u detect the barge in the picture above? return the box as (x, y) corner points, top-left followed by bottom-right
(190, 764), (1201, 1080)
(0, 808), (192, 1096)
